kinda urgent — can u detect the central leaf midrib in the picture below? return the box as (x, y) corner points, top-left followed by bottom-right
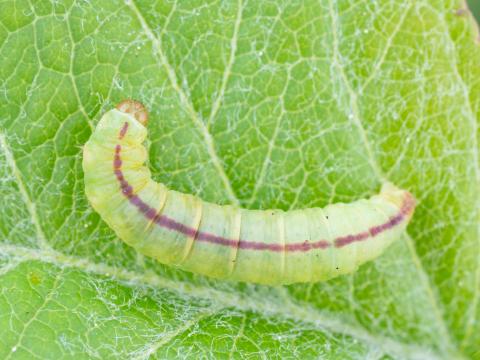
(127, 0), (241, 207)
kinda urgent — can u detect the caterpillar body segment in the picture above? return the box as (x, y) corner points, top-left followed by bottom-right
(181, 202), (242, 279)
(83, 103), (416, 285)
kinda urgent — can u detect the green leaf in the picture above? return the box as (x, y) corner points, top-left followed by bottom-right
(1, 0), (479, 358)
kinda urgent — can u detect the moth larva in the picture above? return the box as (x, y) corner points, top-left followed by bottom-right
(83, 100), (416, 285)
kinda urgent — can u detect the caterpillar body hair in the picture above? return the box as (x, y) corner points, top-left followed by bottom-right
(83, 100), (416, 285)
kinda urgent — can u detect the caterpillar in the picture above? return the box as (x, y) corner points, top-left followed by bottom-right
(83, 100), (416, 285)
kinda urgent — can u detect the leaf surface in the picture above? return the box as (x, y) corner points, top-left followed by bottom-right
(1, 0), (479, 358)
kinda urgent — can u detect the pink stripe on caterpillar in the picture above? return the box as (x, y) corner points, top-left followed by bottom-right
(113, 128), (414, 252)
(118, 121), (129, 139)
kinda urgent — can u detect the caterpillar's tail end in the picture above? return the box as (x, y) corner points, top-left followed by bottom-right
(380, 182), (416, 221)
(116, 99), (148, 126)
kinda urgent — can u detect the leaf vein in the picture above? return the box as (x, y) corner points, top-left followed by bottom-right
(127, 0), (240, 206)
(0, 243), (445, 360)
(0, 133), (49, 249)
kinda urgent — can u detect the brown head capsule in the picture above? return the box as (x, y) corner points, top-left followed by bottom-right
(116, 99), (149, 126)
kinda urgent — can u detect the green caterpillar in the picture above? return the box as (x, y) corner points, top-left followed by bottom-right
(83, 100), (416, 285)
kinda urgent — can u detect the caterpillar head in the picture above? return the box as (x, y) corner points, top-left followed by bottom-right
(116, 99), (149, 126)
